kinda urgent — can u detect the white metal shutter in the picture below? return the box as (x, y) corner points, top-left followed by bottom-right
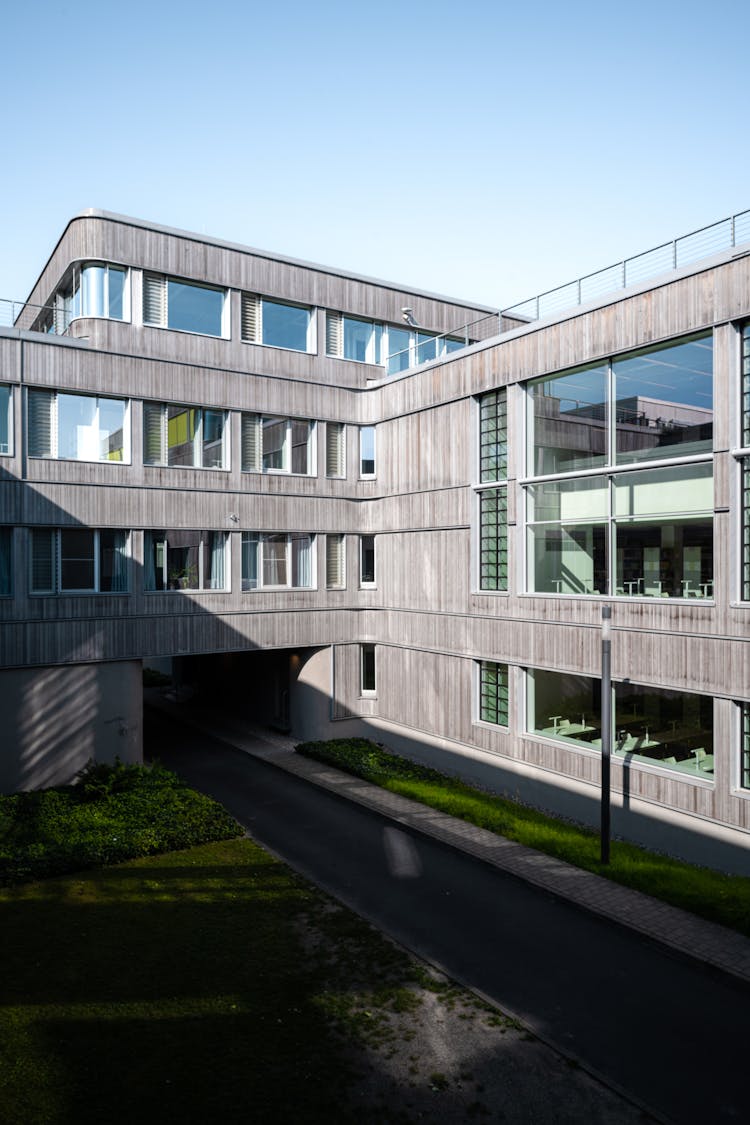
(143, 402), (166, 464)
(241, 414), (261, 472)
(28, 390), (56, 458)
(326, 312), (342, 356)
(241, 293), (261, 343)
(325, 422), (344, 477)
(143, 274), (166, 326)
(326, 534), (344, 588)
(31, 528), (56, 593)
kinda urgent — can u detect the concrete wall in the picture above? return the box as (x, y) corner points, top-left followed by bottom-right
(0, 660), (142, 792)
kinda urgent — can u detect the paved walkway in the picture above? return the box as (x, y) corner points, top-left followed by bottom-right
(147, 695), (750, 986)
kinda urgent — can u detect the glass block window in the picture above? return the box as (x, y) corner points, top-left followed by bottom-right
(742, 704), (750, 790)
(479, 661), (508, 726)
(479, 389), (507, 483)
(479, 487), (507, 591)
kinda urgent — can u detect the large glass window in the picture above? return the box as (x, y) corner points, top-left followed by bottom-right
(30, 528), (129, 594)
(241, 533), (315, 590)
(478, 662), (508, 726)
(241, 414), (315, 475)
(143, 403), (227, 469)
(28, 390), (129, 463)
(143, 274), (225, 337)
(0, 385), (12, 454)
(145, 530), (227, 591)
(527, 669), (714, 777)
(525, 335), (714, 598)
(80, 263), (127, 320)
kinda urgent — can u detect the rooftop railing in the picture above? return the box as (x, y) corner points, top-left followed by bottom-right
(0, 297), (57, 332)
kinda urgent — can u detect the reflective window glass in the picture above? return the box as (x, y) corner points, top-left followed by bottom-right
(263, 300), (309, 351)
(167, 279), (224, 336)
(386, 327), (412, 375)
(529, 363), (608, 475)
(60, 529), (96, 591)
(56, 393), (127, 462)
(613, 682), (713, 775)
(614, 336), (713, 463)
(528, 670), (602, 747)
(615, 519), (712, 598)
(529, 524), (608, 596)
(0, 386), (11, 454)
(167, 405), (197, 467)
(613, 463), (713, 518)
(343, 317), (373, 362)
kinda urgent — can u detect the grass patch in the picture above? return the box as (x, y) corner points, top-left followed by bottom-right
(0, 760), (243, 885)
(0, 837), (477, 1124)
(296, 739), (750, 936)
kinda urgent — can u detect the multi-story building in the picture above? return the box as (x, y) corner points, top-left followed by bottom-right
(1, 209), (749, 873)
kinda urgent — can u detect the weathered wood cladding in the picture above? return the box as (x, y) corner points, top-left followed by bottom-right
(19, 213), (495, 337)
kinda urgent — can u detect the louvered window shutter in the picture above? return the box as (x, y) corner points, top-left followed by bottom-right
(143, 274), (166, 326)
(241, 414), (261, 472)
(143, 402), (166, 464)
(326, 534), (344, 588)
(326, 312), (342, 356)
(241, 294), (261, 343)
(28, 390), (56, 458)
(31, 528), (56, 593)
(326, 422), (344, 477)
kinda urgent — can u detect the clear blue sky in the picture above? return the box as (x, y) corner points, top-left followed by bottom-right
(2, 0), (748, 310)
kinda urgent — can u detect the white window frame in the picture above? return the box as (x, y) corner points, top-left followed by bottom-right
(0, 384), (12, 456)
(241, 293), (314, 353)
(30, 528), (130, 595)
(359, 426), (376, 479)
(27, 389), (131, 465)
(143, 402), (229, 470)
(241, 532), (317, 591)
(145, 529), (229, 593)
(359, 534), (376, 588)
(241, 414), (316, 476)
(360, 643), (377, 696)
(143, 273), (229, 338)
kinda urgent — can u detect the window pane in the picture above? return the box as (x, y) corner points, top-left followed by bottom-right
(343, 317), (373, 361)
(108, 267), (125, 320)
(360, 535), (375, 585)
(31, 529), (55, 592)
(386, 327), (412, 375)
(263, 534), (288, 586)
(263, 300), (309, 351)
(167, 405), (197, 467)
(291, 420), (311, 474)
(744, 461), (750, 601)
(361, 644), (376, 692)
(614, 336), (713, 463)
(202, 410), (225, 469)
(57, 393), (95, 461)
(81, 264), (106, 317)
(615, 519), (712, 598)
(241, 533), (259, 591)
(360, 426), (375, 476)
(528, 669), (602, 747)
(0, 386), (10, 454)
(60, 529), (96, 590)
(98, 397), (127, 461)
(166, 530), (200, 589)
(479, 389), (507, 482)
(527, 475), (608, 523)
(529, 523), (608, 595)
(416, 332), (437, 364)
(99, 530), (128, 592)
(479, 662), (508, 726)
(262, 418), (287, 471)
(479, 488), (507, 591)
(167, 279), (224, 336)
(291, 534), (313, 587)
(742, 705), (750, 790)
(614, 463), (712, 517)
(614, 682), (713, 776)
(529, 363), (608, 475)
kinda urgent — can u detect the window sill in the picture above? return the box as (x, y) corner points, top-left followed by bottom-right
(473, 719), (509, 733)
(243, 339), (314, 356)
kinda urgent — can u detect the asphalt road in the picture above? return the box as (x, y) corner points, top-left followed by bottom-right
(146, 708), (748, 1125)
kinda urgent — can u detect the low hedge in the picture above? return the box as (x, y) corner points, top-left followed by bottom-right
(0, 759), (243, 885)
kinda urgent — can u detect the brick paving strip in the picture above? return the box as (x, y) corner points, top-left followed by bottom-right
(151, 697), (750, 987)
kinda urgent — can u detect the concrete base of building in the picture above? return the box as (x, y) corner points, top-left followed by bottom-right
(0, 660), (143, 792)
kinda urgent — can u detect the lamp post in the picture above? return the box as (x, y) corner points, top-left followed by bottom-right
(601, 606), (612, 865)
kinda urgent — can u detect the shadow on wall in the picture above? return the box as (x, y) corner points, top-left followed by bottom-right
(0, 461), (254, 792)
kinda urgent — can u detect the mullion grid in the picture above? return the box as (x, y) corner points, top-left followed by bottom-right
(479, 487), (508, 591)
(480, 661), (508, 726)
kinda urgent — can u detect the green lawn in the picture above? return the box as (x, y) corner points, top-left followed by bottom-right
(296, 739), (750, 937)
(0, 837), (457, 1124)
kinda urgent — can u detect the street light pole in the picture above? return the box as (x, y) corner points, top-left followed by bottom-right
(601, 606), (612, 865)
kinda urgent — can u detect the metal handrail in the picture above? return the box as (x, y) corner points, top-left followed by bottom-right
(0, 296), (59, 332)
